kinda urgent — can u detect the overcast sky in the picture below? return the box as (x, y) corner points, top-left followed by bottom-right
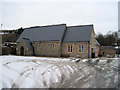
(0, 0), (119, 35)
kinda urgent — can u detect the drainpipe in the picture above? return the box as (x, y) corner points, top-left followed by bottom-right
(59, 43), (61, 57)
(32, 42), (35, 56)
(33, 47), (35, 56)
(88, 41), (90, 58)
(60, 25), (67, 57)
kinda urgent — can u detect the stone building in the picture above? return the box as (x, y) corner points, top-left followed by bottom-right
(16, 24), (100, 58)
(95, 39), (101, 57)
(100, 46), (116, 57)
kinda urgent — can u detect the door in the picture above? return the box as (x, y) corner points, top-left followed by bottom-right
(91, 48), (95, 58)
(20, 46), (24, 55)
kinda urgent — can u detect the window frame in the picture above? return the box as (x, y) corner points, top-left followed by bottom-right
(50, 43), (55, 50)
(67, 45), (73, 53)
(82, 45), (84, 52)
(78, 45), (81, 53)
(78, 45), (84, 53)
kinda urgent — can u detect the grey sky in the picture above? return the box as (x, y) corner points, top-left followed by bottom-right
(1, 0), (119, 35)
(118, 1), (120, 30)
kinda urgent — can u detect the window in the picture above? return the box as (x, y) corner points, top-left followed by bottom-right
(82, 45), (84, 52)
(52, 44), (54, 48)
(68, 45), (70, 52)
(68, 45), (73, 52)
(50, 44), (54, 49)
(79, 45), (81, 52)
(78, 45), (84, 52)
(71, 45), (72, 52)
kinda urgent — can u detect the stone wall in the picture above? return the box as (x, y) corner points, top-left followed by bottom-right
(16, 29), (98, 58)
(61, 42), (89, 58)
(89, 29), (96, 58)
(32, 41), (61, 57)
(95, 45), (100, 57)
(101, 50), (116, 58)
(17, 40), (33, 56)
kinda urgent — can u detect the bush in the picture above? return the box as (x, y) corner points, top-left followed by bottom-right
(94, 59), (100, 65)
(87, 59), (92, 65)
(61, 54), (70, 58)
(107, 60), (113, 63)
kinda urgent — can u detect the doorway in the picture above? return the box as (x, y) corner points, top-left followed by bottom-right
(20, 46), (24, 55)
(91, 48), (95, 58)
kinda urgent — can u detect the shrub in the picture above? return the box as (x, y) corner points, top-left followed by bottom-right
(107, 60), (113, 63)
(87, 59), (92, 65)
(61, 54), (70, 58)
(94, 59), (100, 65)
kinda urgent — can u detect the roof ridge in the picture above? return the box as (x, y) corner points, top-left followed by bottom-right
(67, 24), (93, 28)
(25, 24), (66, 29)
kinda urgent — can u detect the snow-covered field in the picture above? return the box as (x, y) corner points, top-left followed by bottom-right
(0, 55), (119, 89)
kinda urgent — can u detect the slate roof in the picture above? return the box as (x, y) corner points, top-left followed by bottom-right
(22, 38), (33, 50)
(95, 39), (100, 46)
(63, 25), (93, 42)
(17, 24), (66, 42)
(17, 24), (94, 43)
(101, 46), (115, 50)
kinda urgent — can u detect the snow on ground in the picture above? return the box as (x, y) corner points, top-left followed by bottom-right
(0, 56), (2, 89)
(1, 55), (76, 88)
(1, 55), (119, 89)
(2, 55), (71, 63)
